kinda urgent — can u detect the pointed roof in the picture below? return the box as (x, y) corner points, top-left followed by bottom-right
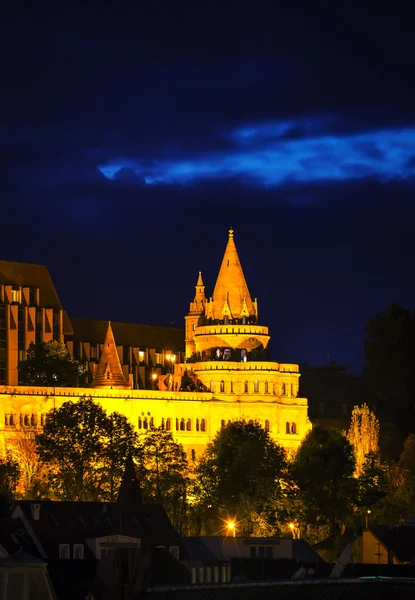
(212, 228), (256, 319)
(189, 272), (206, 314)
(91, 321), (130, 389)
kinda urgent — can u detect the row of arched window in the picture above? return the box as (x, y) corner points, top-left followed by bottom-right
(4, 413), (46, 427)
(211, 380), (270, 394)
(138, 417), (207, 432)
(220, 419), (271, 432)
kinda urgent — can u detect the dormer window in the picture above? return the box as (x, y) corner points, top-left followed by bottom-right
(59, 544), (70, 559)
(106, 372), (110, 380)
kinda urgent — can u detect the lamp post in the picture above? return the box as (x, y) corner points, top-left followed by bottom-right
(226, 520), (236, 538)
(165, 353), (176, 373)
(366, 509), (371, 529)
(151, 373), (158, 390)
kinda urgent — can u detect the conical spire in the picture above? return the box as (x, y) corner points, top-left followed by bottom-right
(189, 271), (206, 313)
(91, 322), (130, 389)
(212, 229), (256, 320)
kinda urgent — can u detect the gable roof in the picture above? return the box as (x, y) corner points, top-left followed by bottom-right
(0, 261), (62, 310)
(91, 321), (130, 389)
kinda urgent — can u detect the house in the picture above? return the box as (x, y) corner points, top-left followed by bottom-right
(363, 526), (415, 564)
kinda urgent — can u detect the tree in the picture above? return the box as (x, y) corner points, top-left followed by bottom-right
(347, 404), (380, 477)
(356, 451), (390, 511)
(18, 340), (88, 387)
(7, 429), (52, 499)
(292, 425), (356, 529)
(138, 427), (189, 532)
(0, 456), (20, 500)
(35, 397), (140, 501)
(363, 304), (415, 437)
(194, 420), (289, 536)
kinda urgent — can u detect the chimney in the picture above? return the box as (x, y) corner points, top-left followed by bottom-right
(30, 503), (41, 521)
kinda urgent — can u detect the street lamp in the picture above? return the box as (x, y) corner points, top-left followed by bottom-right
(165, 353), (176, 373)
(288, 522), (295, 539)
(366, 509), (371, 529)
(151, 372), (158, 390)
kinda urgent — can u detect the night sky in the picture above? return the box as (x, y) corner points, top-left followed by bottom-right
(2, 4), (414, 373)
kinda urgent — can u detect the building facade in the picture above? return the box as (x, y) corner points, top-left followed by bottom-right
(0, 230), (311, 457)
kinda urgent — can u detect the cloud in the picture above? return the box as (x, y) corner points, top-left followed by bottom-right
(97, 119), (415, 188)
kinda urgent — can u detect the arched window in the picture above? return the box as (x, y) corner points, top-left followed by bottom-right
(161, 417), (165, 430)
(265, 419), (270, 432)
(254, 380), (259, 393)
(286, 422), (290, 434)
(282, 383), (286, 395)
(138, 417), (142, 429)
(221, 419), (225, 429)
(176, 418), (179, 431)
(191, 449), (196, 461)
(4, 414), (9, 426)
(166, 418), (171, 431)
(150, 417), (154, 429)
(265, 381), (269, 394)
(31, 414), (36, 427)
(244, 381), (249, 393)
(180, 418), (185, 431)
(201, 418), (206, 432)
(196, 418), (200, 432)
(24, 415), (29, 426)
(10, 414), (15, 426)
(291, 422), (297, 434)
(220, 380), (225, 393)
(143, 418), (148, 430)
(186, 418), (192, 431)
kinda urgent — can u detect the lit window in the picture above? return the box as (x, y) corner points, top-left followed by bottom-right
(180, 418), (185, 431)
(244, 381), (248, 393)
(282, 383), (286, 395)
(200, 418), (206, 432)
(220, 380), (225, 392)
(138, 417), (142, 429)
(196, 418), (200, 431)
(210, 381), (215, 392)
(230, 381), (234, 393)
(286, 422), (290, 434)
(73, 544), (84, 559)
(265, 419), (270, 432)
(291, 422), (297, 434)
(166, 418), (171, 431)
(139, 350), (145, 363)
(254, 380), (259, 393)
(143, 418), (148, 430)
(186, 418), (191, 431)
(59, 544), (70, 559)
(161, 417), (165, 429)
(11, 288), (21, 303)
(265, 381), (269, 393)
(176, 418), (179, 430)
(24, 415), (29, 426)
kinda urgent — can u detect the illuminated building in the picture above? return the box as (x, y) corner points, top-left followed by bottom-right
(0, 230), (311, 457)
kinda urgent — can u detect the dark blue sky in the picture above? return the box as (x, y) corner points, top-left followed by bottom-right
(1, 3), (414, 373)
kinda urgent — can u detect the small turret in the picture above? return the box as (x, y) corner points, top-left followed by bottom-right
(91, 322), (130, 389)
(189, 271), (206, 314)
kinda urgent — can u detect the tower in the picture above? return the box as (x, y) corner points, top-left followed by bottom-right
(91, 321), (130, 389)
(185, 271), (206, 358)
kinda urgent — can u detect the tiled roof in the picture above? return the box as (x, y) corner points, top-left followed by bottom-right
(0, 260), (63, 310)
(14, 500), (186, 559)
(0, 516), (41, 557)
(143, 578), (415, 600)
(69, 317), (185, 352)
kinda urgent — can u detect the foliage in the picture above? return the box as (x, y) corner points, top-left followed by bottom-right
(138, 427), (189, 533)
(7, 429), (52, 499)
(356, 451), (389, 510)
(35, 397), (140, 501)
(194, 420), (289, 536)
(363, 304), (415, 437)
(347, 404), (380, 477)
(0, 455), (20, 500)
(18, 340), (88, 387)
(292, 425), (357, 528)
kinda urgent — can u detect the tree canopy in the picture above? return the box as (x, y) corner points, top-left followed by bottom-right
(292, 425), (356, 527)
(195, 420), (289, 536)
(347, 403), (380, 477)
(35, 397), (140, 501)
(18, 340), (88, 387)
(138, 427), (189, 532)
(363, 303), (415, 436)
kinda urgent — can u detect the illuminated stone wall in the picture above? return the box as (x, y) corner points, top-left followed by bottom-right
(0, 382), (311, 459)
